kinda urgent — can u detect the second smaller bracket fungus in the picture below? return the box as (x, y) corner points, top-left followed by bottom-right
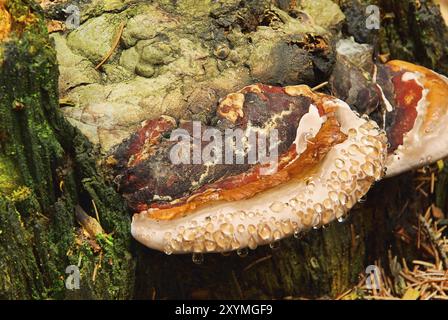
(108, 84), (388, 254)
(382, 61), (448, 177)
(330, 39), (448, 177)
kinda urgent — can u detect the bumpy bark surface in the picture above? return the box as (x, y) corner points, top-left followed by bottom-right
(0, 0), (447, 300)
(47, 0), (343, 152)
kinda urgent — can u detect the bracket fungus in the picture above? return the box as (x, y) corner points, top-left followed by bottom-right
(330, 39), (448, 178)
(108, 84), (388, 254)
(381, 61), (448, 177)
(97, 28), (448, 255)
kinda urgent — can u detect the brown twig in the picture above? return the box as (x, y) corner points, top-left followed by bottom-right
(311, 81), (329, 91)
(232, 270), (244, 299)
(243, 255), (272, 272)
(95, 21), (125, 70)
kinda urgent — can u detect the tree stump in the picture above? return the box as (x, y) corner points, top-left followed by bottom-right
(0, 0), (446, 299)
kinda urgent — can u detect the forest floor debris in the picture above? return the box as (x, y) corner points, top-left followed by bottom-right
(337, 163), (448, 300)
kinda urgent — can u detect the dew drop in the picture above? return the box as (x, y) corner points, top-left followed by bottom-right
(329, 191), (338, 202)
(237, 211), (246, 220)
(351, 159), (360, 167)
(273, 229), (282, 241)
(204, 240), (216, 252)
(348, 144), (360, 155)
(280, 220), (292, 234)
(237, 247), (249, 258)
(293, 230), (303, 239)
(231, 238), (240, 250)
(220, 223), (234, 235)
(361, 162), (375, 177)
(182, 241), (193, 252)
(192, 253), (204, 265)
(183, 228), (196, 241)
(248, 236), (258, 250)
(348, 128), (357, 138)
(312, 213), (322, 229)
(258, 224), (272, 241)
(358, 195), (367, 203)
(270, 201), (285, 213)
(269, 241), (281, 250)
(323, 198), (333, 210)
(306, 182), (316, 192)
(213, 231), (227, 249)
(338, 192), (348, 206)
(313, 203), (324, 214)
(289, 198), (299, 208)
(335, 158), (345, 169)
(339, 170), (350, 181)
(358, 127), (369, 136)
(170, 239), (181, 251)
(193, 240), (205, 253)
(164, 245), (173, 255)
(205, 223), (214, 233)
(248, 224), (256, 235)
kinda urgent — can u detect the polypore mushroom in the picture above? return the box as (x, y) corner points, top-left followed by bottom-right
(108, 84), (388, 254)
(381, 60), (448, 177)
(330, 38), (448, 177)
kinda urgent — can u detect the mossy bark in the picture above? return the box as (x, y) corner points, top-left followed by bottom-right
(0, 0), (447, 300)
(0, 0), (134, 299)
(337, 0), (448, 74)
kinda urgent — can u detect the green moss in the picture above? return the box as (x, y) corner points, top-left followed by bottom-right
(0, 0), (133, 300)
(8, 186), (32, 202)
(0, 155), (22, 195)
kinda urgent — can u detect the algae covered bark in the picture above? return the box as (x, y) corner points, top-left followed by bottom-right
(0, 0), (133, 299)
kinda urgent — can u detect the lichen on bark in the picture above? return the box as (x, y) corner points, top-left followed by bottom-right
(53, 0), (342, 153)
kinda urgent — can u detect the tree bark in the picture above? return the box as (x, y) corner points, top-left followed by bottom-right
(337, 0), (448, 74)
(0, 0), (446, 300)
(0, 0), (134, 299)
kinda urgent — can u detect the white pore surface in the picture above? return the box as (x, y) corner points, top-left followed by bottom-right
(385, 71), (448, 177)
(132, 98), (387, 254)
